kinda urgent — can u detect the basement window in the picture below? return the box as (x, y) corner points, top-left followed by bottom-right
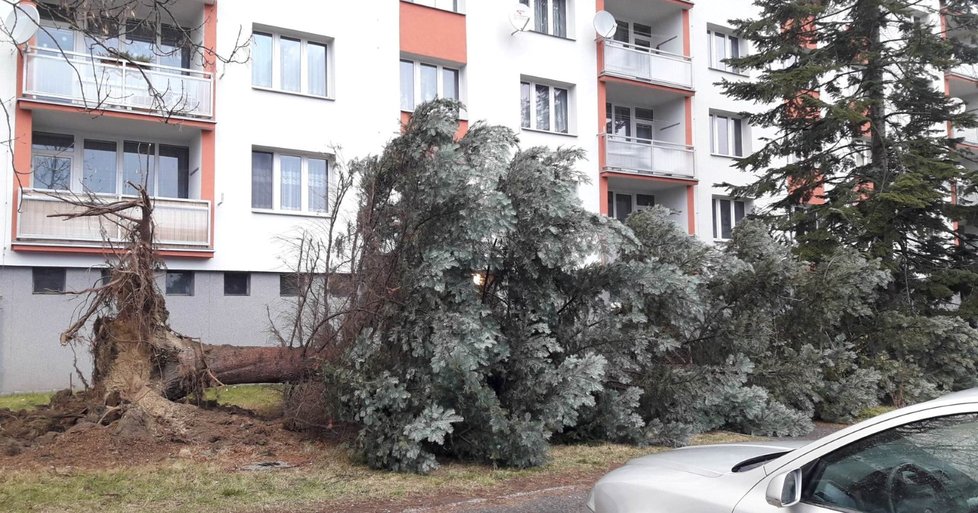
(165, 271), (195, 296)
(32, 267), (66, 294)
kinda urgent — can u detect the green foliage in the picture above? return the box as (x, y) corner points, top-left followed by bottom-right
(721, 0), (978, 405)
(322, 100), (977, 473)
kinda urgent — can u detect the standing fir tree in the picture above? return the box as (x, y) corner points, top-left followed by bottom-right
(723, 0), (978, 403)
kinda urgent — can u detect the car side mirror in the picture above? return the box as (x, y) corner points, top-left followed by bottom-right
(765, 469), (802, 507)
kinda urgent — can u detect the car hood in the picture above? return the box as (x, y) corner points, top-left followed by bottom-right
(626, 440), (807, 477)
(588, 441), (807, 513)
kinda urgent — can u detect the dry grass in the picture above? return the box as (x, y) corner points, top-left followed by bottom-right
(0, 442), (657, 513)
(0, 387), (764, 512)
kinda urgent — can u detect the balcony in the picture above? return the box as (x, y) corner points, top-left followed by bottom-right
(601, 40), (693, 90)
(956, 126), (978, 146)
(950, 62), (978, 82)
(602, 134), (695, 179)
(22, 47), (214, 120)
(17, 189), (211, 249)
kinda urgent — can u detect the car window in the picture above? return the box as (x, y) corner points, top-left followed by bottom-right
(802, 413), (978, 513)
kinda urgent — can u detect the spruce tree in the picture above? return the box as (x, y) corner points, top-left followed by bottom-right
(724, 0), (978, 402)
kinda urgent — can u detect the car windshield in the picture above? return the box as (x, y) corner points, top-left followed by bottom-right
(803, 413), (978, 513)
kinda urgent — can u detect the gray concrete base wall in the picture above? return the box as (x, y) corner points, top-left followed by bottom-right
(0, 266), (293, 394)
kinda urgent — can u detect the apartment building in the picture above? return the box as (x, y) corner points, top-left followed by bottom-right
(0, 0), (956, 393)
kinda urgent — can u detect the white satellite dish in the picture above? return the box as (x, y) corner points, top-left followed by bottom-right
(3, 3), (40, 45)
(509, 2), (531, 34)
(593, 10), (618, 39)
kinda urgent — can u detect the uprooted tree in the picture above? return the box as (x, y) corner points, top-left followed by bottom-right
(52, 190), (323, 437)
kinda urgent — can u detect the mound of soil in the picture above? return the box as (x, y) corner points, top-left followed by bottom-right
(0, 390), (355, 471)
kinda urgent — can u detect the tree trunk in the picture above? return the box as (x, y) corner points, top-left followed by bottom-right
(164, 342), (321, 400)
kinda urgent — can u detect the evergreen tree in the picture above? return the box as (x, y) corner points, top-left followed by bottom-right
(723, 0), (978, 402)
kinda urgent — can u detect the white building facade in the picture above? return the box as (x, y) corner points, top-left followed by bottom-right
(0, 0), (955, 393)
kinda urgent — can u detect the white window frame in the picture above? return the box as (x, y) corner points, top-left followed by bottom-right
(251, 29), (332, 99)
(518, 0), (570, 38)
(30, 131), (193, 199)
(251, 150), (331, 216)
(37, 7), (193, 68)
(710, 113), (746, 158)
(521, 79), (572, 134)
(707, 27), (744, 74)
(30, 133), (74, 192)
(605, 103), (655, 140)
(712, 197), (749, 240)
(608, 190), (655, 221)
(400, 59), (462, 112)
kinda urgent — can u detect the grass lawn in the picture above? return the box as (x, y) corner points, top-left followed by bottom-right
(0, 384), (284, 415)
(0, 391), (53, 411)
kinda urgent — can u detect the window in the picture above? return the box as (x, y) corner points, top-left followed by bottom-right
(607, 191), (654, 222)
(98, 268), (112, 287)
(518, 0), (568, 38)
(37, 4), (191, 67)
(520, 80), (570, 134)
(83, 139), (117, 194)
(400, 59), (461, 111)
(712, 197), (748, 240)
(165, 271), (194, 296)
(280, 274), (300, 297)
(251, 29), (330, 98)
(710, 113), (745, 157)
(708, 28), (743, 73)
(606, 104), (654, 140)
(31, 133), (73, 191)
(802, 413), (978, 513)
(32, 132), (190, 198)
(224, 272), (250, 296)
(32, 267), (66, 294)
(251, 150), (329, 214)
(612, 21), (654, 49)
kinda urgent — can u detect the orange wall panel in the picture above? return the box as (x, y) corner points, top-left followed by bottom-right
(400, 1), (466, 63)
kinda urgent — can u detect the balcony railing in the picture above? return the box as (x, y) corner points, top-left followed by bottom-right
(23, 47), (214, 119)
(17, 189), (211, 248)
(602, 134), (695, 179)
(601, 40), (693, 90)
(956, 126), (978, 146)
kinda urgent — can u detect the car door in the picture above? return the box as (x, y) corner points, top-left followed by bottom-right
(732, 403), (978, 513)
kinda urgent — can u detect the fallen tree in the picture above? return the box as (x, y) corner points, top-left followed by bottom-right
(53, 190), (323, 437)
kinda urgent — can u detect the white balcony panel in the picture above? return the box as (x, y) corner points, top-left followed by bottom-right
(603, 134), (695, 179)
(18, 190), (211, 248)
(23, 47), (214, 119)
(956, 126), (978, 146)
(602, 41), (693, 90)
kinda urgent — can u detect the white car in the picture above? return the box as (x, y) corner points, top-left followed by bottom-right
(587, 388), (978, 512)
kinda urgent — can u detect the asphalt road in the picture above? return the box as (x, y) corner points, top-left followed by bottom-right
(398, 485), (592, 513)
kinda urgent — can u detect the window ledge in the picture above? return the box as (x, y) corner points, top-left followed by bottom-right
(522, 30), (575, 42)
(708, 66), (750, 78)
(252, 86), (335, 102)
(252, 208), (331, 219)
(710, 153), (745, 160)
(401, 108), (469, 122)
(520, 127), (578, 138)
